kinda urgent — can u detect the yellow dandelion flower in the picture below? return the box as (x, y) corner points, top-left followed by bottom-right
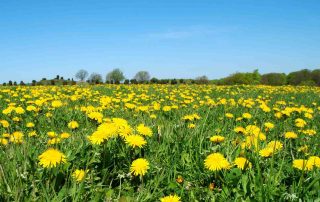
(260, 104), (271, 112)
(2, 133), (10, 138)
(210, 135), (225, 143)
(298, 145), (308, 153)
(304, 113), (313, 119)
(182, 115), (193, 121)
(274, 112), (282, 119)
(38, 148), (67, 168)
(68, 121), (79, 129)
(118, 124), (133, 138)
(162, 106), (171, 112)
(26, 122), (35, 128)
(259, 140), (283, 157)
(192, 113), (201, 120)
(308, 156), (320, 168)
(267, 141), (283, 151)
(259, 148), (273, 157)
(293, 159), (313, 171)
(234, 157), (252, 170)
(150, 114), (157, 119)
(12, 117), (20, 122)
(160, 195), (181, 202)
(15, 107), (25, 114)
(301, 129), (316, 136)
(225, 113), (234, 118)
(188, 123), (196, 128)
(88, 112), (103, 123)
(244, 125), (261, 136)
(0, 138), (8, 145)
(0, 120), (10, 128)
(125, 103), (136, 109)
(72, 169), (88, 182)
(125, 135), (147, 148)
(284, 132), (297, 139)
(242, 113), (252, 119)
(10, 131), (24, 144)
(87, 131), (107, 145)
(264, 122), (274, 130)
(28, 131), (37, 137)
(2, 107), (13, 115)
(47, 138), (61, 145)
(137, 124), (152, 137)
(47, 131), (57, 138)
(234, 126), (245, 134)
(26, 105), (37, 112)
(204, 152), (231, 171)
(153, 102), (161, 110)
(295, 118), (306, 128)
(52, 100), (63, 108)
(60, 132), (70, 139)
(243, 135), (261, 150)
(130, 158), (150, 176)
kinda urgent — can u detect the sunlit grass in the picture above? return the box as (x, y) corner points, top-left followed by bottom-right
(0, 84), (319, 201)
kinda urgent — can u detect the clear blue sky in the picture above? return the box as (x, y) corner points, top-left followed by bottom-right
(0, 0), (320, 83)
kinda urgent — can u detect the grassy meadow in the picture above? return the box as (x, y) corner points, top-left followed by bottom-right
(0, 84), (319, 201)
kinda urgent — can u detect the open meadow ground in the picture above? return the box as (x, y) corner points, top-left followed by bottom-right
(0, 84), (319, 201)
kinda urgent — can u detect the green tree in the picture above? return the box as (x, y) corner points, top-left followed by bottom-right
(106, 68), (125, 83)
(311, 69), (320, 86)
(287, 69), (312, 85)
(150, 77), (159, 84)
(124, 79), (130, 84)
(89, 73), (103, 84)
(130, 79), (138, 84)
(75, 69), (89, 81)
(252, 69), (261, 84)
(222, 70), (261, 85)
(261, 73), (286, 86)
(195, 75), (209, 84)
(134, 71), (151, 83)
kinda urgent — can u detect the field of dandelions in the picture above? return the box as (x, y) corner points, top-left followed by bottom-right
(0, 84), (319, 201)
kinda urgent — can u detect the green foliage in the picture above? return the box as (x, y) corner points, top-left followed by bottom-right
(286, 69), (320, 86)
(299, 80), (316, 86)
(89, 73), (103, 84)
(222, 69), (261, 85)
(311, 69), (320, 86)
(134, 71), (151, 83)
(218, 69), (320, 86)
(150, 77), (159, 84)
(106, 68), (125, 83)
(195, 75), (209, 84)
(261, 73), (287, 86)
(75, 69), (89, 81)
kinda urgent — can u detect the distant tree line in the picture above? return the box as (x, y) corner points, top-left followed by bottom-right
(2, 75), (77, 86)
(2, 69), (203, 86)
(213, 69), (320, 86)
(1, 68), (319, 86)
(75, 68), (209, 85)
